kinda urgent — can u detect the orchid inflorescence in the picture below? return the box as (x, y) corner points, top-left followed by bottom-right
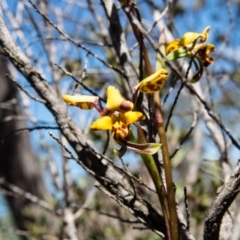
(63, 26), (215, 155)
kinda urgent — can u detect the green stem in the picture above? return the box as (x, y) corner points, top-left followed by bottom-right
(154, 97), (179, 240)
(122, 3), (179, 239)
(140, 35), (179, 240)
(131, 127), (171, 239)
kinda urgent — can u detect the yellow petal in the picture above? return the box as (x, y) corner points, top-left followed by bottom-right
(104, 86), (133, 114)
(201, 26), (211, 42)
(62, 95), (98, 110)
(165, 39), (180, 55)
(90, 116), (112, 130)
(134, 69), (168, 93)
(179, 26), (210, 48)
(203, 43), (215, 55)
(124, 111), (145, 125)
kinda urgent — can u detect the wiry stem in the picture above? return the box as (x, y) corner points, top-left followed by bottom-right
(121, 2), (179, 239)
(133, 126), (171, 239)
(154, 95), (179, 240)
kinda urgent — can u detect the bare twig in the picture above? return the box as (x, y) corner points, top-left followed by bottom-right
(204, 161), (240, 240)
(170, 111), (197, 159)
(1, 126), (59, 143)
(6, 74), (46, 103)
(0, 177), (62, 216)
(27, 0), (126, 78)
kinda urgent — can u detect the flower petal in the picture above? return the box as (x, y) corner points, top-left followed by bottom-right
(134, 69), (168, 93)
(165, 39), (180, 55)
(179, 26), (210, 49)
(115, 137), (161, 155)
(62, 95), (99, 110)
(124, 111), (145, 125)
(196, 44), (215, 67)
(90, 116), (112, 130)
(100, 86), (134, 116)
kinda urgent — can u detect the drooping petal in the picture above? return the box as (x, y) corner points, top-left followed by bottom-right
(124, 111), (145, 125)
(62, 95), (99, 110)
(90, 116), (112, 130)
(114, 137), (161, 155)
(134, 69), (168, 93)
(179, 26), (211, 49)
(103, 86), (133, 114)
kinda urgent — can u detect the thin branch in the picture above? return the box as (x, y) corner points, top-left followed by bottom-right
(55, 63), (105, 102)
(27, 0), (126, 78)
(1, 126), (59, 143)
(0, 177), (62, 216)
(86, 207), (141, 223)
(170, 112), (197, 159)
(74, 187), (97, 220)
(165, 82), (184, 132)
(6, 74), (46, 103)
(71, 53), (89, 95)
(203, 161), (240, 240)
(184, 186), (190, 231)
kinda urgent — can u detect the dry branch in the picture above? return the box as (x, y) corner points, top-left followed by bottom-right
(204, 161), (240, 239)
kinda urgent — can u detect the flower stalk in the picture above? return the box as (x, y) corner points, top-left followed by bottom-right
(120, 2), (179, 238)
(134, 32), (179, 240)
(135, 124), (171, 239)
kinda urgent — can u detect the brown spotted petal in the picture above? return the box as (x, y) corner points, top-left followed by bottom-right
(62, 95), (100, 110)
(196, 44), (215, 67)
(134, 69), (168, 94)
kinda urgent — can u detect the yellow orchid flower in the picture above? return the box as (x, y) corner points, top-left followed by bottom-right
(63, 86), (161, 155)
(165, 26), (215, 67)
(166, 26), (211, 55)
(62, 95), (100, 110)
(133, 69), (168, 94)
(90, 111), (145, 139)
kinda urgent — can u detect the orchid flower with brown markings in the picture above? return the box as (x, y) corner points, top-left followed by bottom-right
(63, 86), (161, 155)
(165, 26), (215, 82)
